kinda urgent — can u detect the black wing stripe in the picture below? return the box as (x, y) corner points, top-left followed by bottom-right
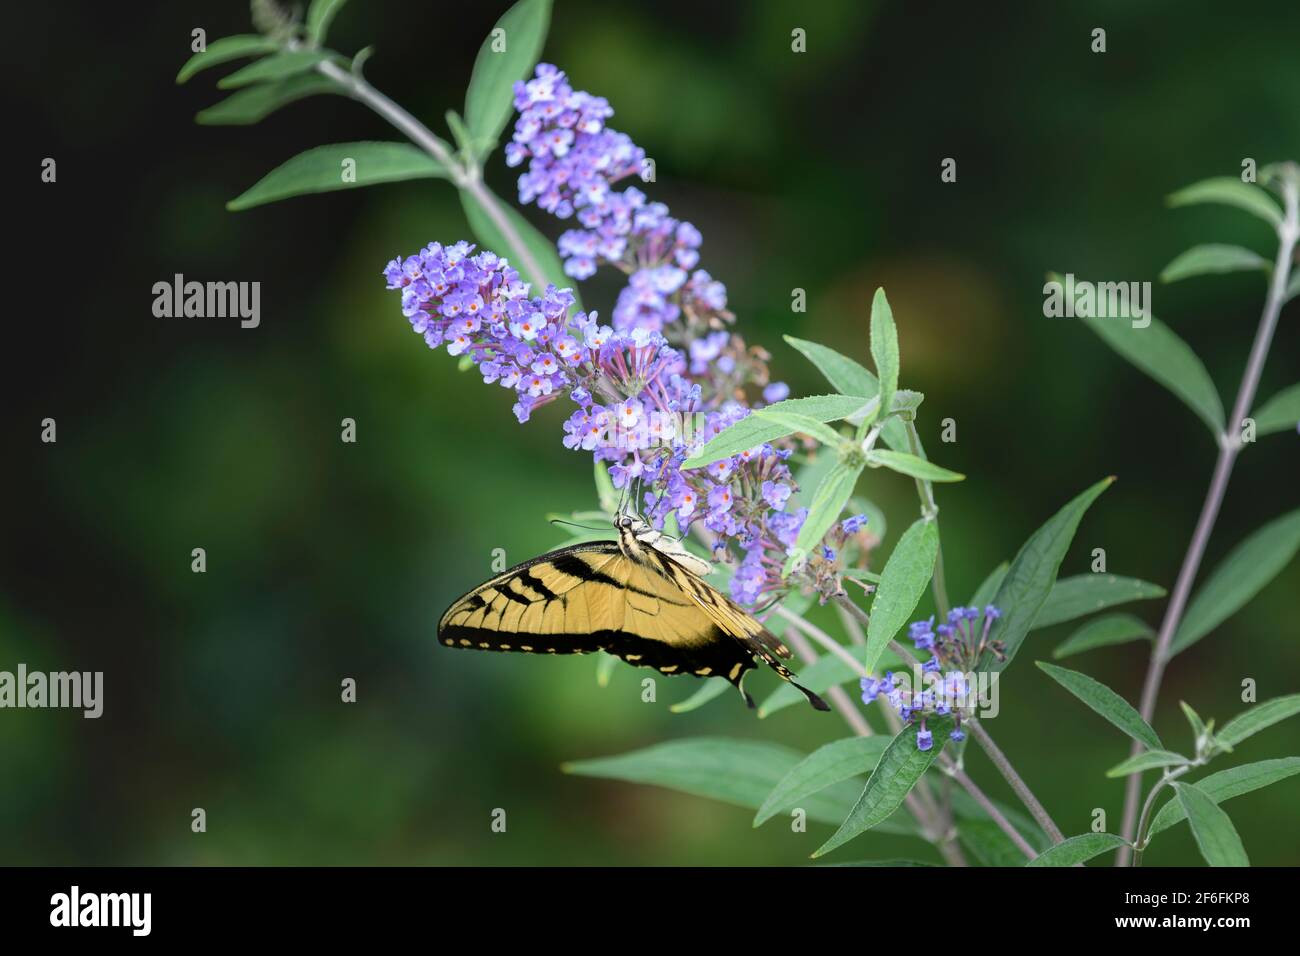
(517, 570), (557, 601)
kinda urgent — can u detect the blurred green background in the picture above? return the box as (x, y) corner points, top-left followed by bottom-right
(3, 0), (1298, 865)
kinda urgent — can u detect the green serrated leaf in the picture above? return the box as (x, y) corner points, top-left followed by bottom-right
(176, 35), (279, 84)
(682, 394), (871, 469)
(984, 478), (1114, 672)
(217, 49), (330, 89)
(1173, 781), (1250, 866)
(1171, 509), (1300, 655)
(812, 718), (954, 857)
(1147, 758), (1300, 838)
(754, 737), (890, 826)
(1106, 749), (1190, 778)
(1036, 661), (1162, 750)
(784, 335), (877, 396)
(226, 142), (448, 211)
(792, 462), (864, 559)
(869, 288), (899, 428)
(864, 519), (938, 675)
(1053, 613), (1153, 659)
(1035, 574), (1166, 629)
(196, 72), (340, 125)
(1217, 694), (1300, 748)
(866, 449), (964, 483)
(306, 0), (349, 44)
(1079, 308), (1225, 437)
(562, 738), (865, 828)
(460, 184), (575, 306)
(1160, 243), (1271, 283)
(1167, 176), (1283, 228)
(1027, 832), (1129, 867)
(464, 0), (552, 159)
(1251, 383), (1300, 437)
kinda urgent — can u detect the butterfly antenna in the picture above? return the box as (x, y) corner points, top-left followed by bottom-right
(548, 518), (609, 533)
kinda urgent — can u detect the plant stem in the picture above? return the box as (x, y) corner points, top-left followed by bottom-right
(313, 58), (553, 295)
(1131, 765), (1192, 867)
(1116, 169), (1300, 864)
(946, 765), (1038, 860)
(965, 718), (1065, 844)
(905, 420), (949, 618)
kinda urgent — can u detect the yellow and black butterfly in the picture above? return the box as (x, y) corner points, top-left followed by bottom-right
(438, 514), (830, 711)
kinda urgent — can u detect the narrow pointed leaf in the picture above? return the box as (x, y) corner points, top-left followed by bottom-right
(464, 0), (553, 156)
(563, 738), (866, 828)
(306, 0), (349, 43)
(1027, 832), (1129, 867)
(864, 518), (939, 674)
(1053, 613), (1153, 659)
(969, 561), (1010, 608)
(196, 72), (340, 125)
(1173, 782), (1250, 866)
(1036, 661), (1162, 750)
(1160, 243), (1271, 283)
(1167, 176), (1283, 228)
(1171, 509), (1300, 655)
(869, 288), (899, 427)
(217, 49), (330, 89)
(1251, 382), (1300, 436)
(1147, 758), (1300, 838)
(176, 35), (278, 84)
(1035, 574), (1166, 628)
(668, 677), (730, 713)
(812, 718), (954, 857)
(227, 142), (448, 210)
(1106, 749), (1189, 778)
(460, 184), (574, 305)
(784, 335), (877, 396)
(753, 409), (845, 447)
(984, 478), (1114, 671)
(793, 462), (865, 560)
(682, 395), (871, 468)
(754, 737), (890, 826)
(1218, 694), (1300, 748)
(867, 449), (964, 482)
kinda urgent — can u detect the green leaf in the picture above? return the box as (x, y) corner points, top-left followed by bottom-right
(1180, 700), (1209, 743)
(960, 820), (1033, 867)
(217, 49), (330, 90)
(1251, 382), (1300, 436)
(669, 678), (730, 713)
(791, 462), (865, 561)
(1171, 509), (1300, 655)
(812, 718), (954, 857)
(754, 737), (890, 826)
(753, 408), (846, 447)
(196, 72), (339, 125)
(1053, 613), (1153, 659)
(306, 0), (349, 43)
(1173, 782), (1250, 866)
(460, 184), (575, 305)
(1106, 750), (1190, 778)
(563, 738), (865, 828)
(1160, 243), (1271, 283)
(949, 789), (1049, 853)
(1035, 574), (1166, 629)
(869, 288), (899, 427)
(784, 335), (876, 397)
(1027, 832), (1129, 867)
(970, 561), (1010, 608)
(1167, 176), (1283, 228)
(1148, 758), (1300, 838)
(464, 0), (552, 157)
(864, 519), (939, 675)
(1080, 310), (1224, 437)
(1218, 694), (1300, 748)
(866, 449), (964, 483)
(226, 142), (448, 211)
(682, 395), (871, 468)
(790, 452), (839, 512)
(1036, 661), (1162, 750)
(176, 35), (278, 84)
(984, 478), (1114, 672)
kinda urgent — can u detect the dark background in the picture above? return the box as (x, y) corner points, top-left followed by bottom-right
(2, 0), (1297, 865)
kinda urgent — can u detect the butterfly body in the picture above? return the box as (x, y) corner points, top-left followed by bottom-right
(438, 516), (830, 711)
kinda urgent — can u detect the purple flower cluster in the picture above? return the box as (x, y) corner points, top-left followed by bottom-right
(508, 64), (731, 334)
(859, 605), (1003, 750)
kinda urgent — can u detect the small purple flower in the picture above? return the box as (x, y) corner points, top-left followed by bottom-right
(916, 726), (934, 752)
(841, 513), (868, 535)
